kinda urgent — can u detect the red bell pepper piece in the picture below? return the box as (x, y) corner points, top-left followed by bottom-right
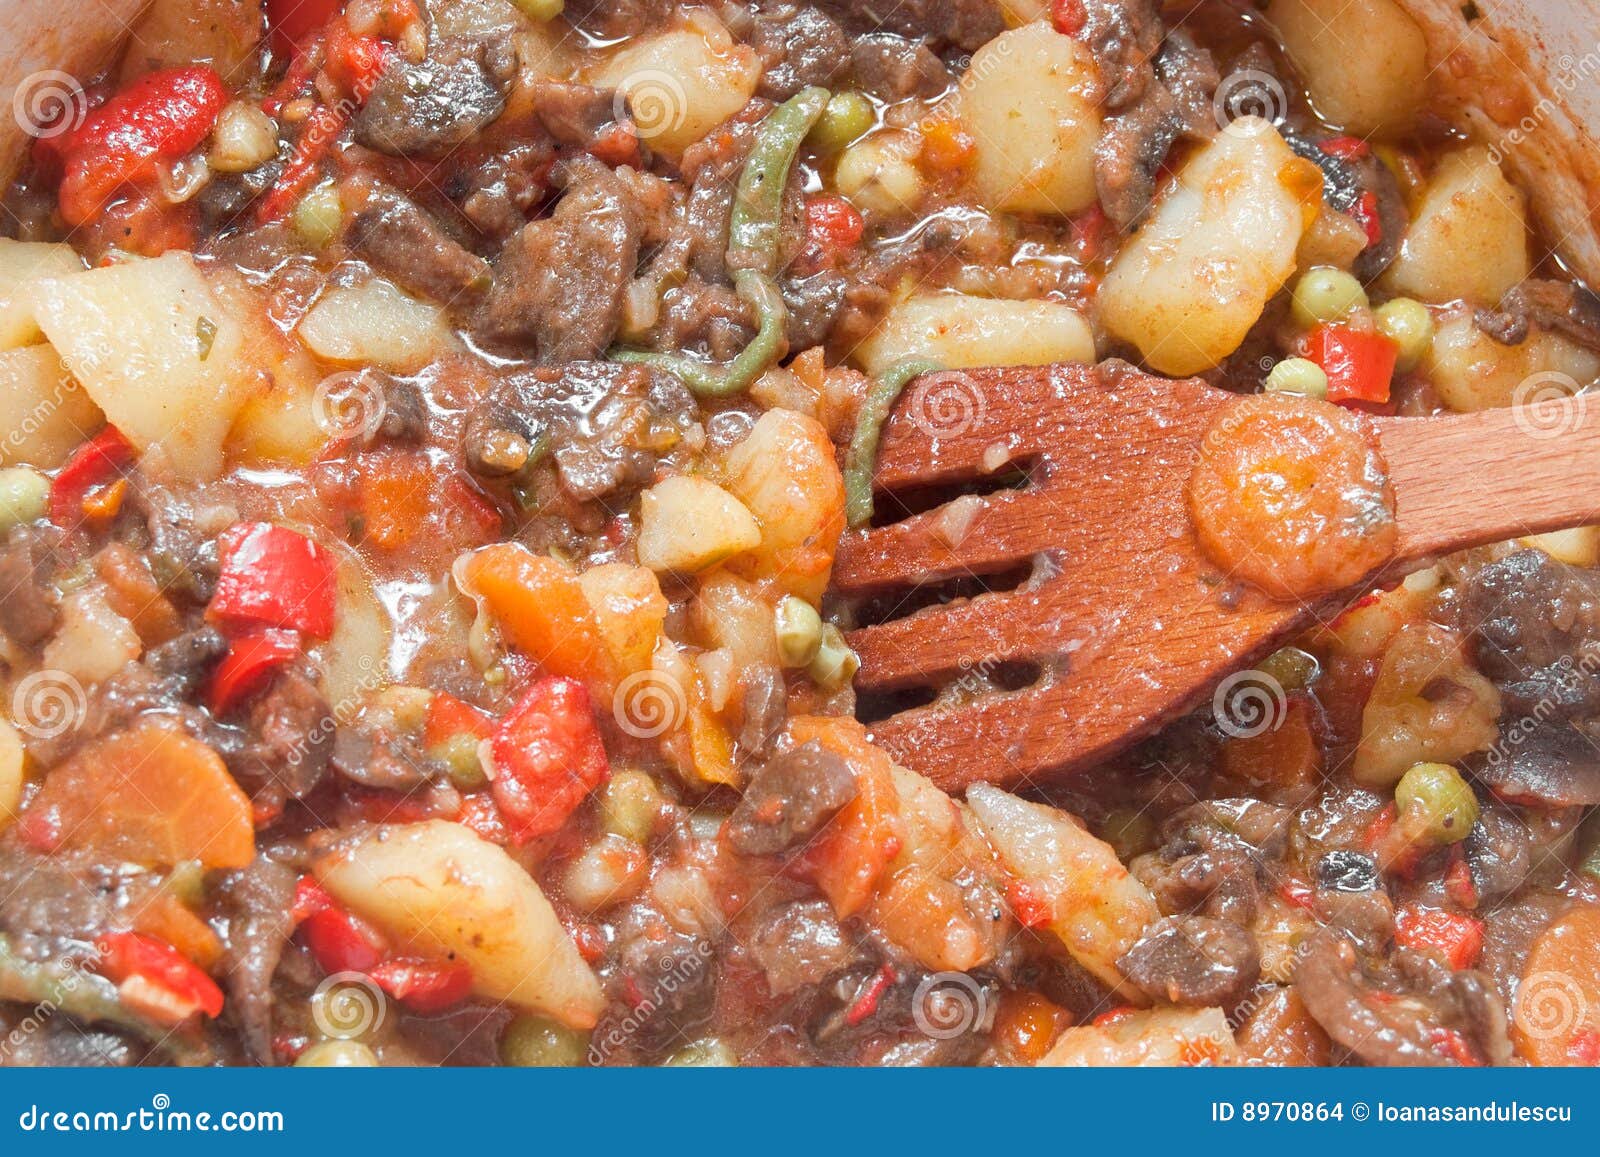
(50, 427), (134, 528)
(1395, 905), (1484, 971)
(368, 957), (473, 1014)
(255, 103), (348, 224)
(208, 628), (302, 715)
(487, 676), (610, 843)
(424, 691), (495, 748)
(208, 522), (337, 638)
(1306, 323), (1398, 405)
(1005, 879), (1055, 930)
(843, 963), (896, 1026)
(1353, 189), (1383, 246)
(94, 931), (225, 1023)
(56, 67), (228, 226)
(805, 195), (863, 256)
(1317, 135), (1371, 161)
(1050, 0), (1087, 36)
(323, 20), (394, 99)
(267, 0), (347, 56)
(292, 876), (389, 974)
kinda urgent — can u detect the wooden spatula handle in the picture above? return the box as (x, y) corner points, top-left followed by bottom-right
(1377, 393), (1600, 562)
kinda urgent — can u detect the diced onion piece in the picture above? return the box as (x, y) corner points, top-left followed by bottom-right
(854, 294), (1094, 378)
(636, 475), (761, 575)
(0, 717), (22, 831)
(314, 820), (606, 1029)
(42, 586), (142, 684)
(1521, 526), (1600, 567)
(967, 784), (1159, 996)
(297, 278), (452, 372)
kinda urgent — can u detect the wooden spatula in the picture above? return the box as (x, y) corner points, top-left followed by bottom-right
(834, 360), (1600, 793)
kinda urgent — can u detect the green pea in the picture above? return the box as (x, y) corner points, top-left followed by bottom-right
(434, 732), (487, 790)
(775, 595), (823, 668)
(600, 768), (662, 843)
(1395, 762), (1480, 846)
(810, 91), (875, 153)
(1374, 297), (1434, 370)
(296, 1040), (379, 1067)
(1291, 266), (1368, 328)
(0, 466), (49, 534)
(807, 623), (859, 692)
(662, 1038), (738, 1067)
(1258, 646), (1320, 692)
(293, 181), (343, 248)
(1265, 357), (1329, 399)
(501, 1014), (589, 1067)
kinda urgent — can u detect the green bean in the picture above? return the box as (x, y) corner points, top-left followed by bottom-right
(843, 358), (943, 527)
(728, 86), (830, 276)
(611, 269), (787, 397)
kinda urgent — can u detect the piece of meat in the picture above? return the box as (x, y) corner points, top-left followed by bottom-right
(457, 137), (556, 242)
(1116, 915), (1260, 1006)
(1475, 278), (1600, 351)
(849, 32), (949, 100)
(1094, 29), (1218, 228)
(563, 0), (674, 39)
(600, 901), (715, 1048)
(342, 178), (491, 306)
(727, 740), (859, 856)
(1474, 723), (1600, 807)
(1466, 801), (1537, 904)
(747, 5), (850, 101)
(474, 156), (644, 360)
(1080, 0), (1165, 108)
(737, 666), (788, 757)
(330, 726), (432, 791)
(354, 33), (517, 158)
(782, 271), (846, 350)
(746, 899), (864, 996)
(1449, 549), (1600, 725)
(1478, 890), (1569, 1007)
(214, 853), (298, 1064)
(1137, 847), (1260, 927)
(816, 0), (1003, 53)
(462, 360), (696, 505)
(1295, 930), (1511, 1066)
(1284, 126), (1408, 281)
(0, 524), (61, 647)
(232, 667), (332, 802)
(530, 81), (627, 151)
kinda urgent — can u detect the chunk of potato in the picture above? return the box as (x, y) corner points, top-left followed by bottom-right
(721, 408), (845, 604)
(0, 240), (83, 349)
(297, 278), (453, 372)
(854, 294), (1095, 377)
(314, 821), (605, 1029)
(1422, 313), (1599, 412)
(214, 268), (325, 466)
(0, 344), (103, 469)
(29, 253), (248, 480)
(1099, 122), (1322, 375)
(1353, 622), (1501, 788)
(1266, 0), (1427, 135)
(961, 21), (1100, 216)
(578, 562), (668, 679)
(1521, 526), (1600, 567)
(588, 20), (759, 160)
(636, 475), (762, 575)
(1383, 147), (1530, 306)
(967, 784), (1159, 996)
(1038, 1006), (1241, 1066)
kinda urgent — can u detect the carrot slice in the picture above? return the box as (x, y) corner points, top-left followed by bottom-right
(458, 544), (615, 692)
(1514, 904), (1600, 1066)
(787, 715), (902, 918)
(20, 725), (254, 869)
